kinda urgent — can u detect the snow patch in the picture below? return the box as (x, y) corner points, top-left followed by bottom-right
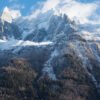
(51, 49), (59, 57)
(42, 67), (57, 80)
(38, 21), (49, 30)
(42, 49), (58, 80)
(0, 39), (53, 52)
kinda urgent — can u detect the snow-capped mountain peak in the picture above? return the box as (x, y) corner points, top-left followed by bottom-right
(1, 7), (12, 23)
(0, 7), (21, 24)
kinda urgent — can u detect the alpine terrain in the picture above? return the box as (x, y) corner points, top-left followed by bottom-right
(0, 7), (100, 100)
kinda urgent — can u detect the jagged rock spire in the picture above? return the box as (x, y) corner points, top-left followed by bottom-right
(1, 7), (12, 23)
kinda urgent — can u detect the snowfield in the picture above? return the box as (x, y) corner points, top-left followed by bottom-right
(0, 39), (53, 51)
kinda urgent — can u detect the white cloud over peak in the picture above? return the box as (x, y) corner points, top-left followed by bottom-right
(7, 0), (100, 25)
(29, 0), (99, 24)
(42, 0), (60, 12)
(9, 9), (21, 19)
(40, 0), (99, 24)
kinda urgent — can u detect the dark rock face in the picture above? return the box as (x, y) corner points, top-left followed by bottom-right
(0, 20), (21, 40)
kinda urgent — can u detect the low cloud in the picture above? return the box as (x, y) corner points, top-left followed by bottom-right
(10, 4), (25, 9)
(31, 0), (100, 24)
(9, 9), (21, 19)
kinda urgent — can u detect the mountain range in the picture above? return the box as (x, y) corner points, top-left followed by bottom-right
(0, 7), (100, 100)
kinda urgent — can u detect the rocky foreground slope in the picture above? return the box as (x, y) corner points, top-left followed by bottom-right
(0, 8), (100, 100)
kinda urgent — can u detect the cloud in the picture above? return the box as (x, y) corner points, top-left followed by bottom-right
(9, 9), (21, 19)
(42, 0), (99, 24)
(30, 6), (35, 12)
(30, 0), (99, 24)
(42, 0), (60, 12)
(10, 4), (25, 9)
(60, 1), (98, 24)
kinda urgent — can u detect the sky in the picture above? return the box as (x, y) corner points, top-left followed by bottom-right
(0, 0), (46, 15)
(0, 0), (100, 24)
